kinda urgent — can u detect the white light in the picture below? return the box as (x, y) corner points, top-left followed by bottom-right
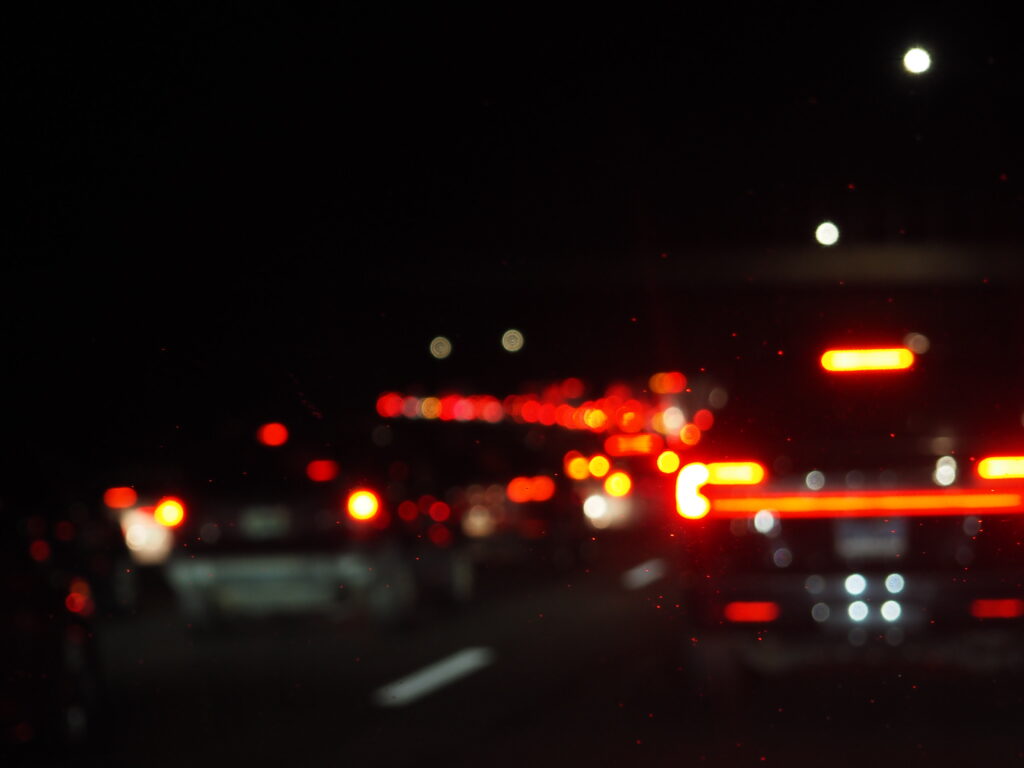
(903, 332), (930, 354)
(881, 600), (902, 622)
(848, 601), (869, 622)
(933, 456), (957, 487)
(811, 602), (830, 622)
(903, 47), (931, 74)
(753, 509), (776, 534)
(583, 495), (609, 520)
(815, 221), (839, 246)
(885, 573), (905, 594)
(805, 470), (825, 491)
(844, 573), (867, 596)
(501, 329), (524, 352)
(662, 406), (686, 433)
(429, 336), (452, 359)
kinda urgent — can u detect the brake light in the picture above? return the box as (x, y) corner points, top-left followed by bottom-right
(709, 489), (1024, 517)
(978, 457), (1024, 480)
(306, 459), (340, 482)
(604, 434), (664, 457)
(347, 490), (380, 521)
(104, 486), (138, 509)
(507, 476), (556, 503)
(257, 422), (289, 446)
(706, 462), (765, 485)
(820, 347), (914, 372)
(153, 497), (185, 527)
(724, 601), (779, 622)
(971, 599), (1024, 619)
(604, 471), (632, 497)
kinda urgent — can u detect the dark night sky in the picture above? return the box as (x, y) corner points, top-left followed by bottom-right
(6, 5), (1024, 495)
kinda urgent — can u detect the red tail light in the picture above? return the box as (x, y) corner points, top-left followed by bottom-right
(971, 599), (1024, 619)
(257, 422), (289, 446)
(347, 490), (380, 521)
(104, 486), (138, 509)
(724, 601), (779, 622)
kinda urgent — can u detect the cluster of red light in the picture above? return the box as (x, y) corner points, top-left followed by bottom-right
(506, 476), (556, 503)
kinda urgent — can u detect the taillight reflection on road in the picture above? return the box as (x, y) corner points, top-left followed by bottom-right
(306, 459), (339, 482)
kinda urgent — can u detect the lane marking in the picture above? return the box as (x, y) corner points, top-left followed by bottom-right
(373, 647), (496, 707)
(621, 558), (667, 590)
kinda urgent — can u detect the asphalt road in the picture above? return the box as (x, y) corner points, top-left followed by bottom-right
(70, 531), (1024, 767)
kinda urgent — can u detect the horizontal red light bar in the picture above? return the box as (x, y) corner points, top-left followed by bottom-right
(978, 457), (1024, 480)
(604, 433), (664, 457)
(821, 347), (914, 372)
(709, 489), (1024, 518)
(724, 601), (779, 623)
(971, 599), (1024, 619)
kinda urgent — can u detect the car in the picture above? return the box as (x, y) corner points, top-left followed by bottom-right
(101, 416), (476, 627)
(586, 283), (1024, 700)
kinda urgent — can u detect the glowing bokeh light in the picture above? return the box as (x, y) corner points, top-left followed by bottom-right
(430, 336), (452, 359)
(306, 460), (339, 482)
(848, 601), (869, 621)
(604, 472), (632, 497)
(257, 422), (289, 446)
(588, 455), (611, 478)
(881, 600), (902, 622)
(844, 574), (867, 596)
(815, 221), (839, 246)
(903, 47), (931, 74)
(501, 329), (524, 352)
(104, 486), (138, 509)
(821, 347), (914, 372)
(347, 490), (380, 521)
(154, 497), (185, 527)
(656, 450), (681, 474)
(978, 456), (1024, 480)
(679, 424), (702, 446)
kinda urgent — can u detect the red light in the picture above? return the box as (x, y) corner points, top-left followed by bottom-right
(428, 523), (453, 547)
(710, 489), (1024, 517)
(306, 460), (339, 482)
(506, 476), (555, 503)
(693, 409), (714, 431)
(347, 490), (380, 521)
(724, 601), (779, 622)
(531, 476), (555, 502)
(821, 347), (914, 372)
(398, 500), (419, 521)
(680, 424), (701, 446)
(257, 422), (289, 446)
(971, 599), (1024, 619)
(428, 501), (451, 522)
(521, 400), (541, 423)
(376, 393), (404, 418)
(29, 539), (51, 563)
(604, 433), (664, 456)
(65, 593), (88, 614)
(104, 486), (138, 509)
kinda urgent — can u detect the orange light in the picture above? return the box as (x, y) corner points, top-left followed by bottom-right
(971, 599), (1024, 619)
(680, 424), (701, 446)
(724, 601), (779, 623)
(588, 455), (611, 478)
(347, 490), (380, 521)
(706, 462), (765, 485)
(820, 347), (914, 372)
(604, 434), (664, 457)
(306, 460), (339, 482)
(657, 450), (681, 474)
(604, 471), (632, 497)
(154, 497), (185, 527)
(507, 476), (555, 503)
(567, 456), (590, 480)
(710, 490), (1024, 517)
(531, 476), (556, 502)
(615, 401), (645, 432)
(649, 371), (686, 394)
(978, 457), (1024, 480)
(257, 422), (289, 446)
(104, 486), (138, 509)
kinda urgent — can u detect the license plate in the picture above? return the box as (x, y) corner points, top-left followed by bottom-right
(834, 518), (907, 560)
